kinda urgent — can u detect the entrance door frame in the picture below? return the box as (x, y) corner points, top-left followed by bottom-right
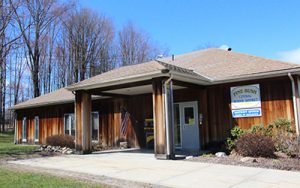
(174, 101), (199, 150)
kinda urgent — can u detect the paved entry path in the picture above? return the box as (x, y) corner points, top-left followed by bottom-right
(9, 152), (300, 188)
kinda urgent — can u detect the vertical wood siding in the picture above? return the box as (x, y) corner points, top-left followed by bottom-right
(203, 77), (294, 148)
(16, 103), (73, 144)
(15, 77), (294, 150)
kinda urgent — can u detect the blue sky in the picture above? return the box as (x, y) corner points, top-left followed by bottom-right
(79, 0), (300, 63)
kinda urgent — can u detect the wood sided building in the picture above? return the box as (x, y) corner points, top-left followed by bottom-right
(12, 48), (300, 159)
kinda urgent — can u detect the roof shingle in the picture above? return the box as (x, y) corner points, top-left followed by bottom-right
(160, 48), (300, 80)
(13, 48), (300, 110)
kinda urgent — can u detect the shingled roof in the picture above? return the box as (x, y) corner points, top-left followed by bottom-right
(67, 60), (210, 90)
(13, 88), (74, 110)
(160, 48), (300, 81)
(12, 48), (300, 110)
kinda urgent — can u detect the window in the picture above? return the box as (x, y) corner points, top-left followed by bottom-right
(92, 112), (99, 141)
(34, 116), (39, 142)
(184, 107), (195, 125)
(174, 104), (181, 148)
(64, 114), (75, 136)
(22, 117), (27, 142)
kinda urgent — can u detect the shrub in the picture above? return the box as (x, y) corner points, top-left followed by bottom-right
(235, 133), (275, 158)
(249, 124), (264, 134)
(226, 126), (247, 151)
(269, 118), (299, 157)
(46, 135), (75, 148)
(273, 118), (293, 132)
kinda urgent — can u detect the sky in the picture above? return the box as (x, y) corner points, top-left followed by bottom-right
(78, 0), (300, 63)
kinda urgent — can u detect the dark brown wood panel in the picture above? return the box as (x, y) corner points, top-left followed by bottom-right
(16, 103), (74, 144)
(15, 76), (294, 151)
(203, 77), (294, 148)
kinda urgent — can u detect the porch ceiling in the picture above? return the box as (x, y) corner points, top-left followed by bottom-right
(101, 84), (186, 96)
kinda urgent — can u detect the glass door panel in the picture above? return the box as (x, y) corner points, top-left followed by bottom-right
(174, 104), (181, 148)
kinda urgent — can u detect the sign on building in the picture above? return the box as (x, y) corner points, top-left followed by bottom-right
(230, 84), (262, 118)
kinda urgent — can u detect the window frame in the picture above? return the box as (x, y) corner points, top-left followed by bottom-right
(64, 113), (75, 136)
(91, 111), (99, 142)
(183, 106), (195, 126)
(34, 116), (39, 142)
(22, 117), (27, 142)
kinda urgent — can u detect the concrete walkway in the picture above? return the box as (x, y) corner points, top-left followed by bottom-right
(9, 152), (300, 188)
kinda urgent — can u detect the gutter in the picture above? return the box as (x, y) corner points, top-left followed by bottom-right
(163, 74), (174, 159)
(213, 68), (300, 85)
(67, 71), (164, 91)
(288, 73), (300, 135)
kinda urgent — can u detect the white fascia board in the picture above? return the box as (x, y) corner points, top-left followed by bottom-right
(169, 71), (212, 85)
(68, 70), (165, 91)
(213, 69), (300, 85)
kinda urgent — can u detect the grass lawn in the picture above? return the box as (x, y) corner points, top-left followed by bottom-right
(0, 133), (38, 159)
(0, 166), (102, 188)
(0, 133), (104, 187)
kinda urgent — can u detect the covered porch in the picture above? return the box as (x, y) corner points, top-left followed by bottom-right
(72, 76), (207, 159)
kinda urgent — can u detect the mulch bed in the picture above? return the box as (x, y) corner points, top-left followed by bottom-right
(187, 152), (300, 172)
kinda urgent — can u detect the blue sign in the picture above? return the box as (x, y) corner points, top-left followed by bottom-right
(232, 108), (262, 118)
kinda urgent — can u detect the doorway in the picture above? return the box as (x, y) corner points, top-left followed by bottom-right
(174, 101), (200, 151)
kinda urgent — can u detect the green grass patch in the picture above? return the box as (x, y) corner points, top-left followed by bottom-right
(0, 133), (38, 159)
(200, 153), (214, 157)
(0, 166), (102, 188)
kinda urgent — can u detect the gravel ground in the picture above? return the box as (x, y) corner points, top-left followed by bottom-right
(0, 150), (62, 162)
(187, 152), (300, 172)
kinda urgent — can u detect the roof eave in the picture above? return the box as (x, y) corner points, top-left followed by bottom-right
(169, 71), (212, 85)
(11, 99), (75, 111)
(67, 70), (167, 91)
(212, 68), (300, 85)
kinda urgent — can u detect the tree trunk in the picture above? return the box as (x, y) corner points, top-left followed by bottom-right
(32, 56), (40, 97)
(0, 56), (3, 132)
(1, 57), (6, 132)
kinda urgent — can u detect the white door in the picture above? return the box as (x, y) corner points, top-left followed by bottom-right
(174, 101), (200, 151)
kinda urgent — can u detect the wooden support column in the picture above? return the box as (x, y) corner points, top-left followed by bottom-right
(152, 78), (174, 159)
(75, 91), (92, 154)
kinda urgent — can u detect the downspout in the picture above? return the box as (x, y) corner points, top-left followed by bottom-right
(288, 73), (299, 135)
(14, 111), (17, 144)
(164, 74), (174, 159)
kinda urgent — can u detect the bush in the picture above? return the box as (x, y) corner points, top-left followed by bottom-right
(249, 124), (263, 134)
(46, 135), (75, 148)
(235, 133), (275, 158)
(268, 118), (299, 157)
(226, 126), (247, 151)
(273, 118), (293, 132)
(226, 118), (299, 157)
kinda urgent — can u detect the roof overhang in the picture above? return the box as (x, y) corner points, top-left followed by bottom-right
(67, 70), (212, 92)
(11, 100), (75, 110)
(212, 67), (300, 85)
(11, 96), (108, 110)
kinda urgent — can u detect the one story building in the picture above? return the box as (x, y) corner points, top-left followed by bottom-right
(12, 48), (300, 159)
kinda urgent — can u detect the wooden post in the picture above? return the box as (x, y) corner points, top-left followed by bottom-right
(75, 91), (92, 154)
(152, 78), (174, 159)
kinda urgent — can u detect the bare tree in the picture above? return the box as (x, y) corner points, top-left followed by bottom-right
(10, 0), (69, 97)
(62, 8), (115, 82)
(118, 22), (162, 66)
(0, 0), (20, 132)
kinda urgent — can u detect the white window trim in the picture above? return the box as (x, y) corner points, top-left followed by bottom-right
(91, 111), (99, 142)
(34, 116), (39, 142)
(64, 113), (75, 136)
(22, 117), (27, 142)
